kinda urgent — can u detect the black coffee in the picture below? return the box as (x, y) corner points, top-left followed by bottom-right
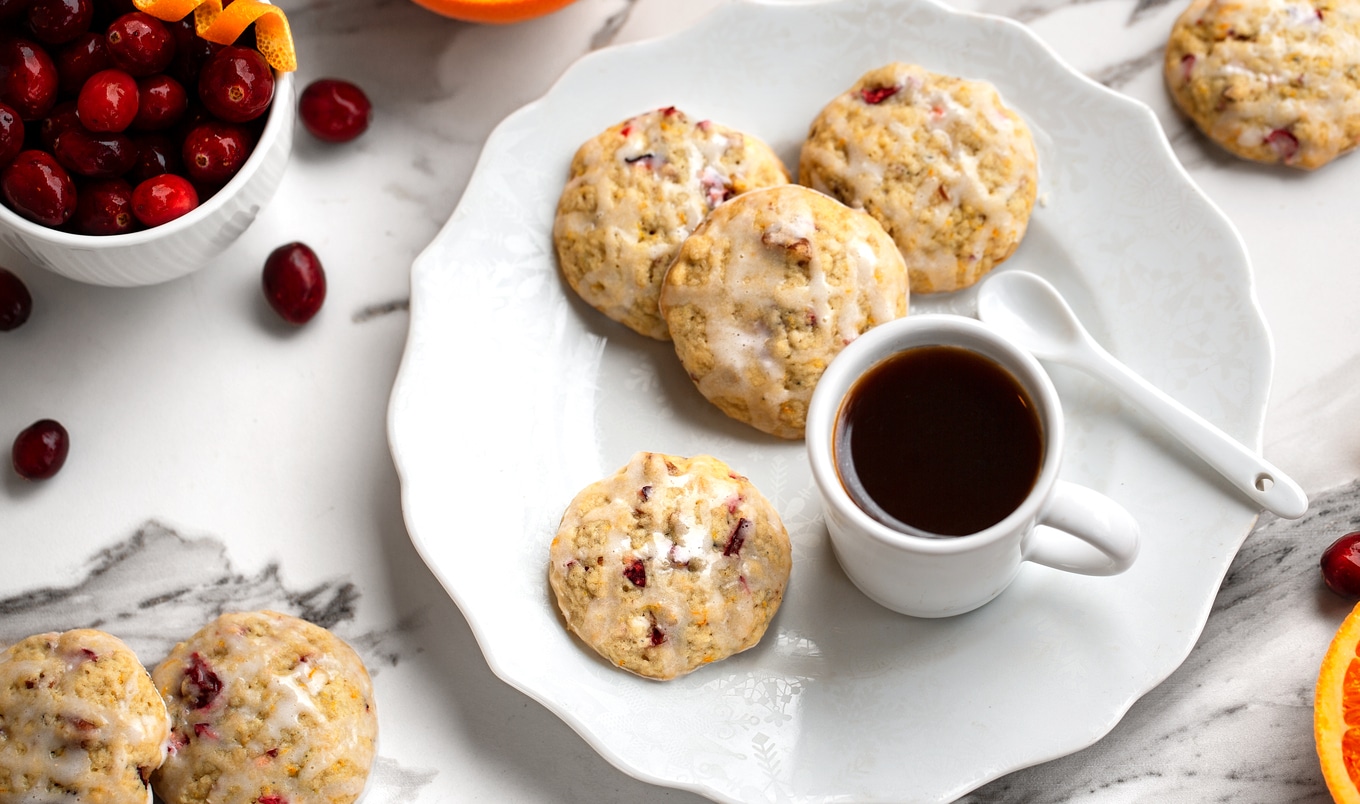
(834, 345), (1043, 536)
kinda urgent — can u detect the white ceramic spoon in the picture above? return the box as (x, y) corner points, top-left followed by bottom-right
(976, 270), (1308, 519)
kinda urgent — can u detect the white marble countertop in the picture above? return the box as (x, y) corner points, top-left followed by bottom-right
(2, 0), (1357, 801)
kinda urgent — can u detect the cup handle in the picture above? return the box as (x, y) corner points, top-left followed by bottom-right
(1023, 480), (1140, 576)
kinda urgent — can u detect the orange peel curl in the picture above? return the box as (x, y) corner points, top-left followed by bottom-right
(132, 0), (297, 73)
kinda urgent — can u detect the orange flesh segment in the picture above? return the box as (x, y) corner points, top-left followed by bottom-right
(132, 0), (297, 72)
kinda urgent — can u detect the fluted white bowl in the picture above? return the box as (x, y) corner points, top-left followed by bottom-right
(0, 70), (294, 287)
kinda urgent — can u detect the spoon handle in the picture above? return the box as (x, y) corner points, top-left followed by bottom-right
(1073, 341), (1308, 519)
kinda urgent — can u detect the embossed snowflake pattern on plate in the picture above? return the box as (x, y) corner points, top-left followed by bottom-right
(388, 0), (1271, 801)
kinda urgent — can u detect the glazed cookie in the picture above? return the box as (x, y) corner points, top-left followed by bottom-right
(1164, 0), (1360, 169)
(151, 610), (377, 804)
(548, 452), (792, 680)
(659, 184), (908, 439)
(553, 106), (790, 340)
(799, 62), (1038, 294)
(0, 629), (170, 804)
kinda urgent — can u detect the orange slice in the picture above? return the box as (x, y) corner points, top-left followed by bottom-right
(132, 0), (296, 72)
(1317, 601), (1360, 803)
(409, 0), (578, 24)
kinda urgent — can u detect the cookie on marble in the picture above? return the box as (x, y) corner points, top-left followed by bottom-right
(799, 62), (1038, 294)
(658, 184), (908, 440)
(151, 610), (377, 804)
(548, 452), (792, 681)
(0, 629), (170, 803)
(1164, 0), (1360, 170)
(553, 106), (790, 340)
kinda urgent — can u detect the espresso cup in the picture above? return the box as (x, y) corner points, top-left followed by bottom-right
(806, 314), (1140, 618)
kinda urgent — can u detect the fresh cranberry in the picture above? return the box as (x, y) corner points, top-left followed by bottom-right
(2, 149), (75, 225)
(182, 652), (221, 709)
(37, 100), (79, 150)
(51, 125), (135, 176)
(0, 267), (32, 330)
(0, 0), (33, 21)
(1322, 532), (1360, 596)
(127, 131), (177, 183)
(73, 176), (133, 234)
(12, 419), (68, 480)
(164, 14), (216, 88)
(0, 39), (59, 120)
(860, 85), (900, 105)
(181, 119), (248, 185)
(104, 11), (173, 76)
(26, 0), (93, 44)
(197, 45), (272, 123)
(76, 68), (137, 132)
(262, 242), (325, 324)
(130, 172), (195, 226)
(54, 32), (110, 95)
(0, 103), (23, 166)
(130, 73), (184, 130)
(298, 78), (371, 143)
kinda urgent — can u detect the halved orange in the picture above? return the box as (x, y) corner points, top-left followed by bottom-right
(408, 0), (579, 24)
(1317, 601), (1360, 803)
(132, 0), (297, 72)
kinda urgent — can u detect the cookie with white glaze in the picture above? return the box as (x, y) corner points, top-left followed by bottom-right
(150, 610), (377, 804)
(548, 452), (792, 681)
(1165, 0), (1360, 169)
(659, 184), (908, 440)
(553, 106), (790, 340)
(0, 629), (170, 804)
(799, 62), (1038, 294)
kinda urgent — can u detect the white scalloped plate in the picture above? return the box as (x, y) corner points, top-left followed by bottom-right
(388, 1), (1271, 801)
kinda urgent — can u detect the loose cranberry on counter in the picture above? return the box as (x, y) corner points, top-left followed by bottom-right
(104, 11), (174, 76)
(2, 149), (76, 225)
(0, 266), (32, 330)
(0, 102), (23, 166)
(130, 172), (195, 226)
(298, 78), (370, 143)
(12, 418), (68, 480)
(73, 176), (134, 234)
(26, 0), (93, 45)
(198, 46), (272, 123)
(262, 242), (326, 325)
(1322, 532), (1360, 597)
(76, 67), (138, 131)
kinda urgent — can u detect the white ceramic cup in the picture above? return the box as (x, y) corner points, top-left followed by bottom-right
(806, 314), (1140, 618)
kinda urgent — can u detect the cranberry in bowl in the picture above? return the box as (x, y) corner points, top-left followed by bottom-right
(0, 63), (294, 286)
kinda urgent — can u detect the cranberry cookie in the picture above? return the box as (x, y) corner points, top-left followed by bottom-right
(1165, 0), (1360, 169)
(799, 62), (1038, 294)
(659, 184), (908, 439)
(0, 629), (170, 803)
(549, 452), (792, 680)
(553, 106), (789, 340)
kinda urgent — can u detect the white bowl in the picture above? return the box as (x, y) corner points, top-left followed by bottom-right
(0, 70), (294, 287)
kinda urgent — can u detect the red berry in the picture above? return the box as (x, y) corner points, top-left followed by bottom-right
(181, 119), (249, 185)
(130, 73), (184, 130)
(54, 31), (111, 95)
(127, 131), (177, 183)
(1267, 128), (1299, 163)
(164, 14), (217, 89)
(26, 0), (93, 45)
(183, 652), (222, 709)
(37, 100), (79, 150)
(130, 172), (195, 226)
(623, 558), (646, 587)
(0, 102), (23, 167)
(0, 0), (33, 21)
(262, 242), (325, 325)
(104, 11), (173, 76)
(0, 39), (60, 120)
(12, 418), (68, 480)
(197, 45), (272, 123)
(0, 267), (32, 330)
(1, 149), (76, 225)
(51, 125), (136, 177)
(76, 68), (137, 131)
(73, 176), (134, 234)
(859, 85), (900, 105)
(723, 517), (751, 556)
(1322, 532), (1360, 597)
(298, 78), (371, 143)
